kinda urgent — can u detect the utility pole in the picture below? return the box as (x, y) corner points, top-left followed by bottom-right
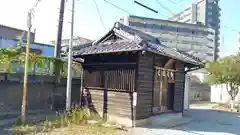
(55, 0), (65, 58)
(21, 12), (32, 123)
(66, 0), (75, 111)
(52, 0), (65, 110)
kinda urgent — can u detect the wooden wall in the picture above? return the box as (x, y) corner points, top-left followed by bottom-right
(173, 71), (185, 112)
(136, 53), (187, 117)
(173, 61), (185, 112)
(82, 53), (137, 121)
(135, 52), (154, 120)
(82, 52), (187, 122)
(84, 88), (132, 119)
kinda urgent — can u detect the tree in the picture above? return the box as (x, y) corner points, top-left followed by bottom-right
(205, 56), (240, 110)
(0, 42), (82, 76)
(0, 42), (23, 73)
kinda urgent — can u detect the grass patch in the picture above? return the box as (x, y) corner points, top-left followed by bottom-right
(212, 103), (240, 112)
(10, 108), (120, 135)
(191, 101), (219, 107)
(65, 124), (117, 134)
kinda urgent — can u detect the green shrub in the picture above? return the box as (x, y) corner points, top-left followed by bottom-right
(43, 108), (101, 130)
(14, 117), (23, 126)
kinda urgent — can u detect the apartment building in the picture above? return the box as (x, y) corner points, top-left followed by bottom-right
(0, 24), (35, 42)
(122, 15), (215, 62)
(169, 0), (221, 60)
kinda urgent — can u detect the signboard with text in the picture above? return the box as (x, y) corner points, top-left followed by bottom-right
(157, 68), (175, 83)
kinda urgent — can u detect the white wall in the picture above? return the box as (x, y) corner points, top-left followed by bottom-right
(184, 75), (191, 110)
(0, 38), (17, 48)
(211, 84), (240, 103)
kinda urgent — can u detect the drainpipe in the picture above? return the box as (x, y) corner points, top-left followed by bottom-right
(181, 66), (202, 116)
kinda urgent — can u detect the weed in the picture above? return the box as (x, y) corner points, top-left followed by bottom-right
(11, 108), (118, 135)
(14, 117), (23, 126)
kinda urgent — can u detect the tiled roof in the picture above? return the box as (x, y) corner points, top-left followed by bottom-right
(145, 42), (202, 65)
(176, 50), (202, 63)
(72, 22), (203, 66)
(73, 40), (142, 56)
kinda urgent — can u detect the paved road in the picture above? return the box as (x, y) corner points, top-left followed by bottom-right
(128, 106), (240, 135)
(1, 107), (240, 135)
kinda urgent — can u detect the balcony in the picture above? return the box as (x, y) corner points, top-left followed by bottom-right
(215, 43), (220, 47)
(216, 11), (221, 16)
(215, 30), (220, 35)
(217, 6), (221, 11)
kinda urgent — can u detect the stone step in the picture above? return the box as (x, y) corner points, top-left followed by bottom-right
(148, 113), (191, 128)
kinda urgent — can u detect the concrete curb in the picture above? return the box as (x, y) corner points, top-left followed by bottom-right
(0, 110), (54, 121)
(0, 118), (16, 128)
(0, 112), (57, 128)
(0, 109), (52, 116)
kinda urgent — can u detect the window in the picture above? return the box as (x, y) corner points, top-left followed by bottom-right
(208, 0), (214, 3)
(208, 12), (212, 15)
(208, 5), (213, 9)
(208, 18), (212, 22)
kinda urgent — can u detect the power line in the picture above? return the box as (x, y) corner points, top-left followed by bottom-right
(18, 0), (42, 42)
(166, 0), (177, 5)
(223, 25), (240, 33)
(103, 0), (133, 15)
(134, 1), (168, 17)
(29, 0), (41, 17)
(155, 0), (175, 15)
(134, 1), (158, 13)
(93, 0), (106, 32)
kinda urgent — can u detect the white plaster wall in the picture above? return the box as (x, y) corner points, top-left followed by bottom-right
(191, 71), (207, 83)
(211, 84), (240, 103)
(184, 75), (191, 110)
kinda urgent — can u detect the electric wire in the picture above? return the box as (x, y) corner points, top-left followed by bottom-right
(18, 0), (42, 42)
(166, 0), (177, 4)
(155, 0), (175, 15)
(103, 0), (133, 15)
(223, 25), (240, 33)
(93, 0), (106, 32)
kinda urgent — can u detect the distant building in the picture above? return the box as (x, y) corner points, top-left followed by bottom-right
(61, 36), (92, 47)
(168, 0), (221, 60)
(60, 36), (92, 57)
(122, 15), (215, 62)
(211, 84), (240, 103)
(0, 38), (54, 56)
(0, 38), (54, 73)
(0, 24), (35, 42)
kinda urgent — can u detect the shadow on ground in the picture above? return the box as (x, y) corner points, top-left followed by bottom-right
(143, 108), (240, 135)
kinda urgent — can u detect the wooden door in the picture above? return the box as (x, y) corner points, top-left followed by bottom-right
(152, 68), (169, 113)
(153, 67), (176, 114)
(160, 71), (168, 113)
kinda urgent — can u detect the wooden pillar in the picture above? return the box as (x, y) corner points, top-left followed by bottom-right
(173, 61), (185, 112)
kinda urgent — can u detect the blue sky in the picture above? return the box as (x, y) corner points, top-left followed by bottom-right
(0, 0), (239, 57)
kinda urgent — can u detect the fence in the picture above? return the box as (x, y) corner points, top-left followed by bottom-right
(0, 73), (82, 113)
(0, 59), (82, 78)
(84, 68), (135, 92)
